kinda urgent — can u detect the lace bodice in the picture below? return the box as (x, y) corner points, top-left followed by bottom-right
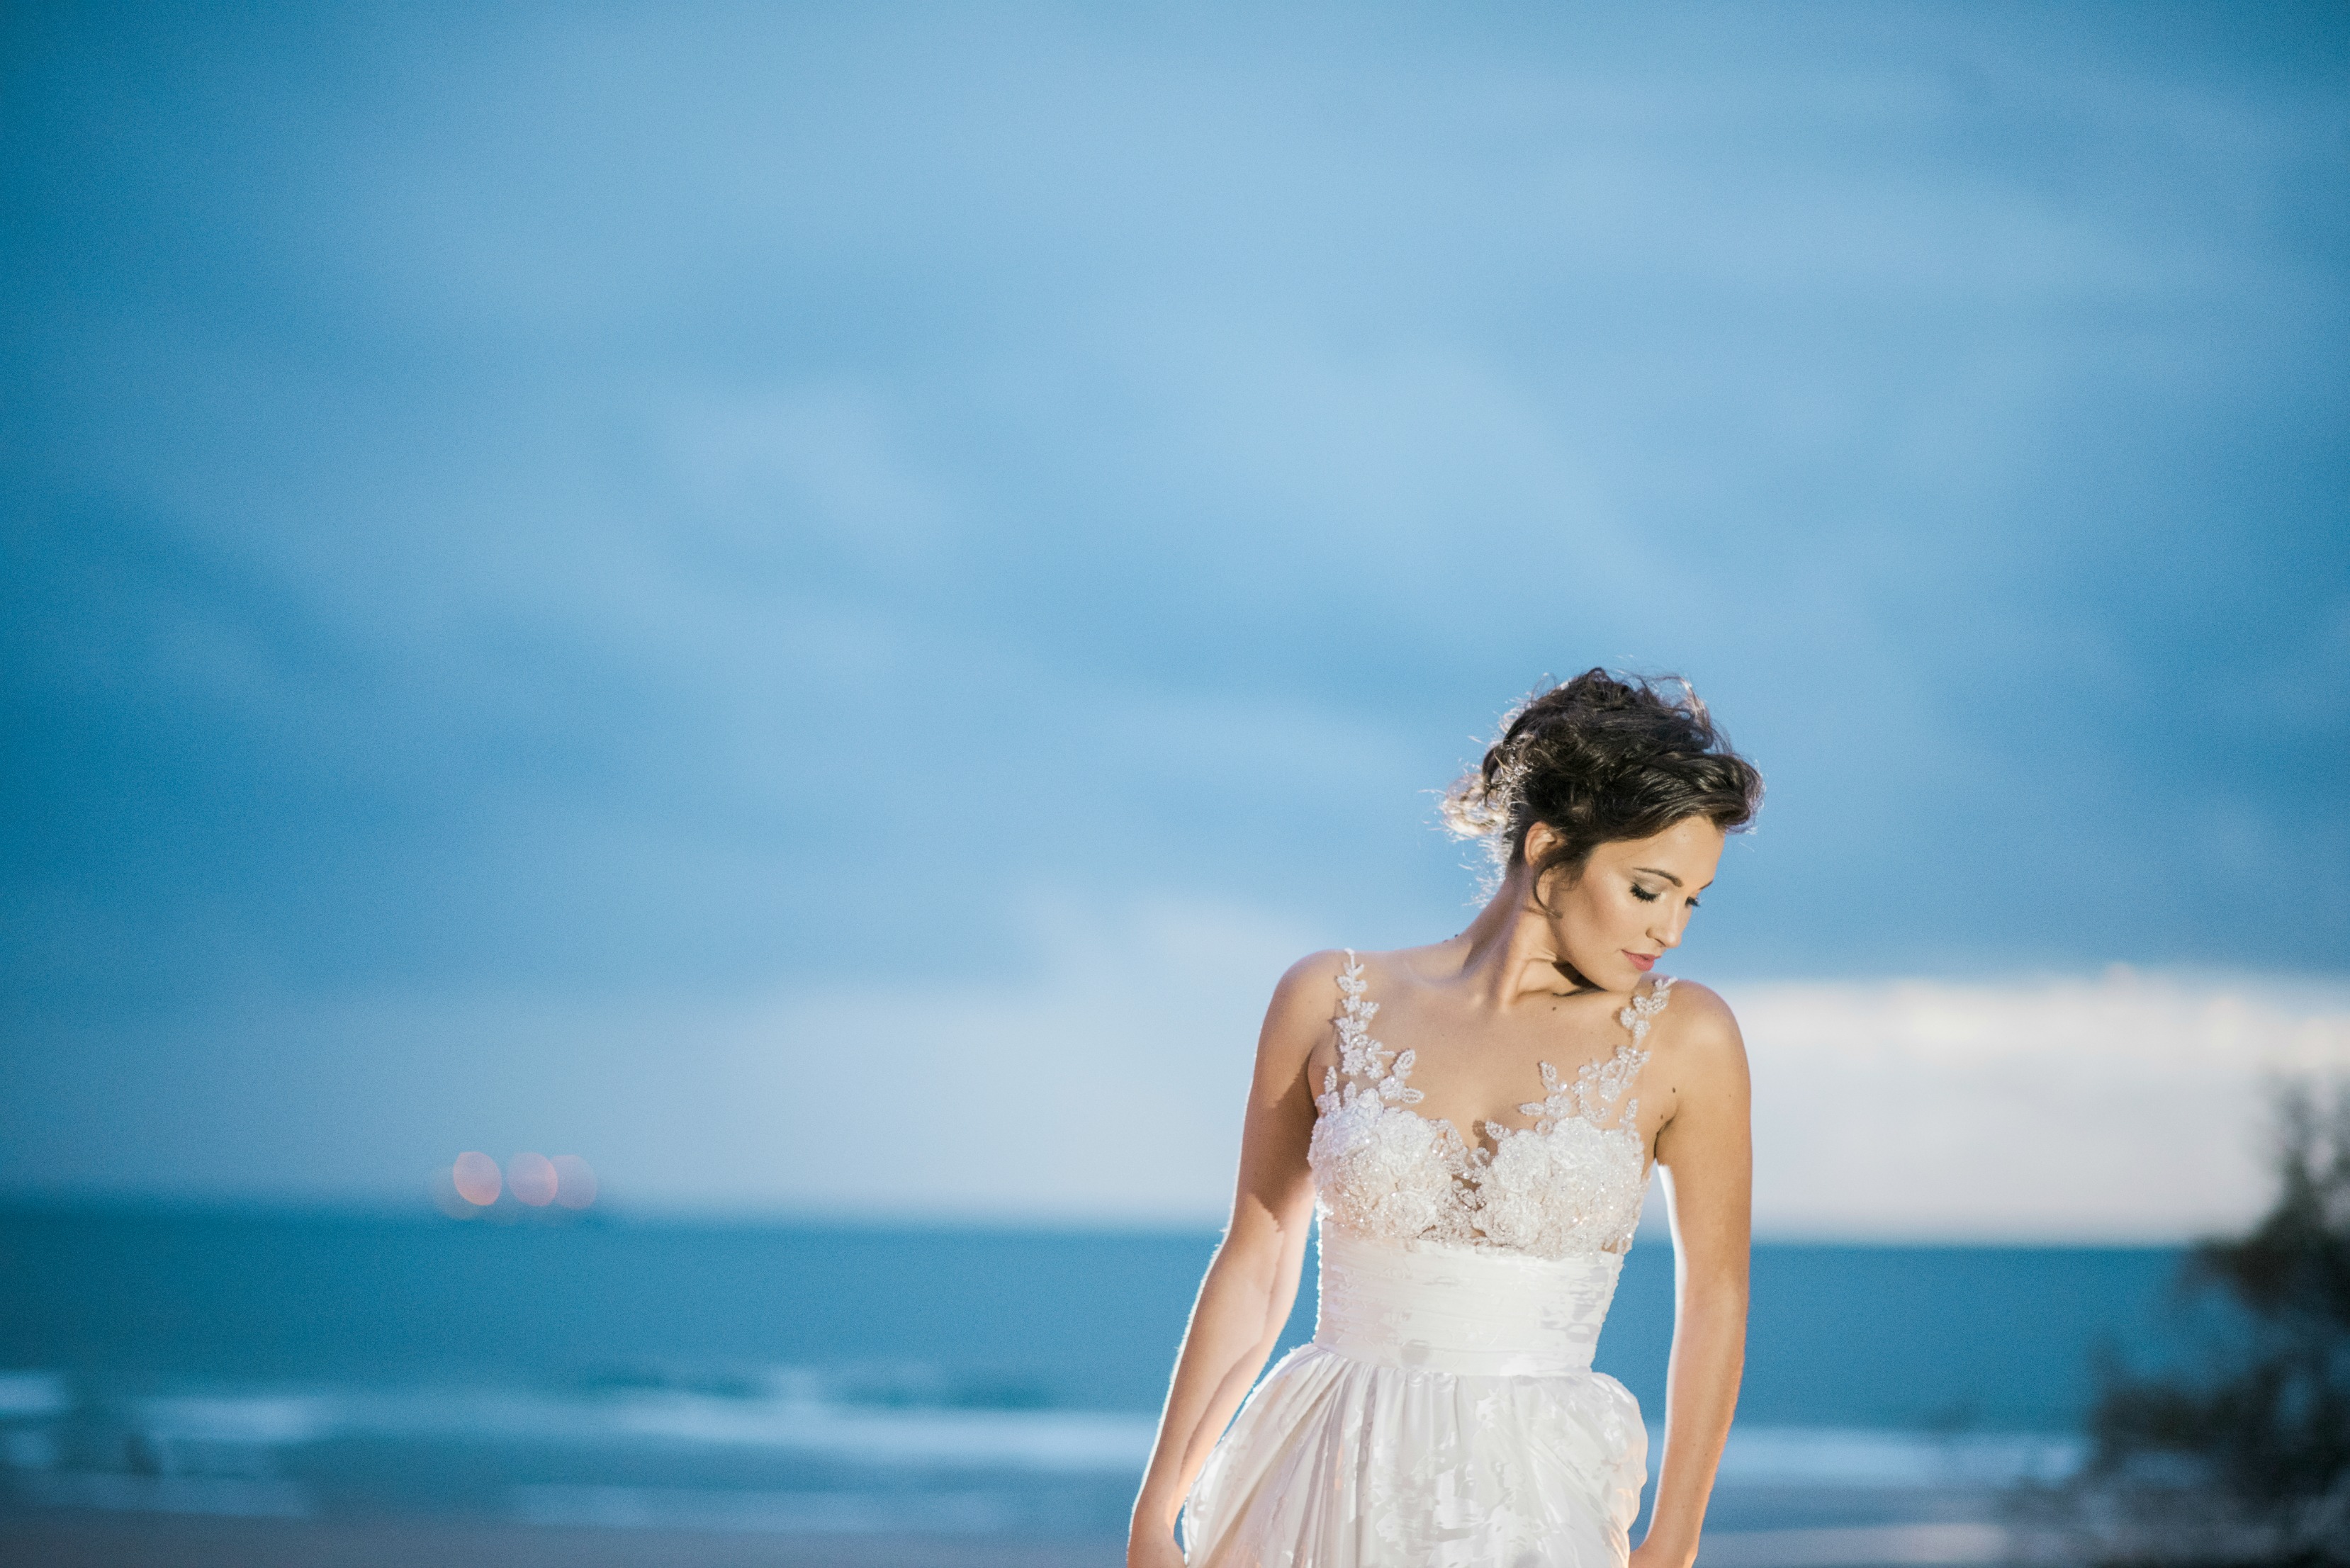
(1308, 952), (1670, 1260)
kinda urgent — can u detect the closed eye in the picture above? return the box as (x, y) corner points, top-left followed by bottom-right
(1630, 884), (1659, 903)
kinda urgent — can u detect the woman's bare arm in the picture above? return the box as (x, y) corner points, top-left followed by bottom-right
(1634, 984), (1753, 1568)
(1127, 953), (1333, 1567)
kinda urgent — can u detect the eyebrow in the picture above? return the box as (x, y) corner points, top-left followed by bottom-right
(1634, 866), (1717, 892)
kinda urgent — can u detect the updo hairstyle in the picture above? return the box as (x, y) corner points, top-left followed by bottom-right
(1442, 669), (1764, 903)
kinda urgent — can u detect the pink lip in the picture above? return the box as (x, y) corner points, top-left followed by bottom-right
(1624, 952), (1656, 972)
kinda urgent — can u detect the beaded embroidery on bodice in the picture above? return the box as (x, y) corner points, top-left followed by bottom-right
(1308, 952), (1670, 1260)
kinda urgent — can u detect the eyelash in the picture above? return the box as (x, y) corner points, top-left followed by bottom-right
(1630, 885), (1700, 910)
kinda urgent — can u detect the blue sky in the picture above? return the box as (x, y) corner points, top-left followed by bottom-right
(4, 4), (2346, 1215)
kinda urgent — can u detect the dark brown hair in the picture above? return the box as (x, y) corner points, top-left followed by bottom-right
(1442, 669), (1764, 902)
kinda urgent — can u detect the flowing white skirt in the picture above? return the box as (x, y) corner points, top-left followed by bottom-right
(1182, 1231), (1647, 1568)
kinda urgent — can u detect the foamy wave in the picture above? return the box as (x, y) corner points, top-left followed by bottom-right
(0, 1372), (2084, 1502)
(1719, 1426), (2081, 1486)
(70, 1382), (1156, 1472)
(601, 1392), (1155, 1469)
(512, 1483), (1018, 1534)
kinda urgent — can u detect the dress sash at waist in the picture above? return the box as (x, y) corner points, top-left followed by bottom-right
(1312, 1227), (1623, 1377)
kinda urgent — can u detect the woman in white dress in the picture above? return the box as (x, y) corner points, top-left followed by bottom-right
(1129, 670), (1762, 1568)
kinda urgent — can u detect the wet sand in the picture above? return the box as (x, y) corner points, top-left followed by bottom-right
(1, 1478), (2045, 1568)
(0, 1504), (2062, 1568)
(0, 1512), (1123, 1568)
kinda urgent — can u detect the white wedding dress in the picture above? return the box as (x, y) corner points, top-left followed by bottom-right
(1182, 952), (1671, 1568)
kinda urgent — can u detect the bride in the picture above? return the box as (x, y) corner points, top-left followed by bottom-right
(1129, 670), (1763, 1568)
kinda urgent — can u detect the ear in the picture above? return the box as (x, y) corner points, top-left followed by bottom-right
(1522, 820), (1565, 864)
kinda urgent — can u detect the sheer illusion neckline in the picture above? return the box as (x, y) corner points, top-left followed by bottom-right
(1327, 949), (1671, 1165)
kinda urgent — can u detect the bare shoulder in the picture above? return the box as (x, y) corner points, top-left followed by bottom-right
(1258, 949), (1352, 1059)
(1361, 937), (1462, 996)
(1649, 978), (1751, 1171)
(1655, 978), (1749, 1077)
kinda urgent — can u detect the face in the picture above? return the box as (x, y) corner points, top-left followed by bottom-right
(1528, 815), (1726, 991)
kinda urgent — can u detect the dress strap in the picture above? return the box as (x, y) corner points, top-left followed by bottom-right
(1331, 950), (1419, 1107)
(1617, 974), (1675, 1045)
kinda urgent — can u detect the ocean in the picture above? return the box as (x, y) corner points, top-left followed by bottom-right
(0, 1205), (2208, 1561)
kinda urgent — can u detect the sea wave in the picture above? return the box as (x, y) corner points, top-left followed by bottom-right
(1719, 1426), (2081, 1486)
(0, 1365), (2084, 1535)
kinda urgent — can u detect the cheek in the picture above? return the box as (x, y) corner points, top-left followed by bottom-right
(1598, 886), (1650, 936)
(1568, 880), (1633, 938)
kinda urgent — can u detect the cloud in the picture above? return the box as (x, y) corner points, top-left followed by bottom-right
(1733, 968), (2350, 1239)
(1, 4), (2345, 1214)
(8, 885), (2343, 1241)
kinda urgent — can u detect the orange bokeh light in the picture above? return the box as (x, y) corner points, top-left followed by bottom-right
(507, 1151), (558, 1207)
(451, 1151), (502, 1206)
(549, 1154), (597, 1209)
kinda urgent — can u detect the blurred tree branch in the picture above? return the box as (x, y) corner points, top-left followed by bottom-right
(2064, 1079), (2350, 1564)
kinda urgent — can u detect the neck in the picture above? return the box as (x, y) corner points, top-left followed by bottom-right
(1448, 865), (1608, 1008)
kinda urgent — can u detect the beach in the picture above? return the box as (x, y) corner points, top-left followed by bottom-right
(3, 1477), (2055, 1568)
(0, 1208), (2158, 1567)
(0, 1513), (1122, 1568)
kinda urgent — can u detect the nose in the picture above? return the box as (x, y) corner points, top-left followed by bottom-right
(1653, 907), (1688, 949)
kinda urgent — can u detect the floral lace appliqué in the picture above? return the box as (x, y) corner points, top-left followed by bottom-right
(1309, 952), (1670, 1260)
(1334, 962), (1423, 1108)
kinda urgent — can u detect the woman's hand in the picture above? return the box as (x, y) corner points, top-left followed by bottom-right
(1128, 1521), (1187, 1568)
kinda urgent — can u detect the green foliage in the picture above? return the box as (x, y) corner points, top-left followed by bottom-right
(2073, 1081), (2350, 1564)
